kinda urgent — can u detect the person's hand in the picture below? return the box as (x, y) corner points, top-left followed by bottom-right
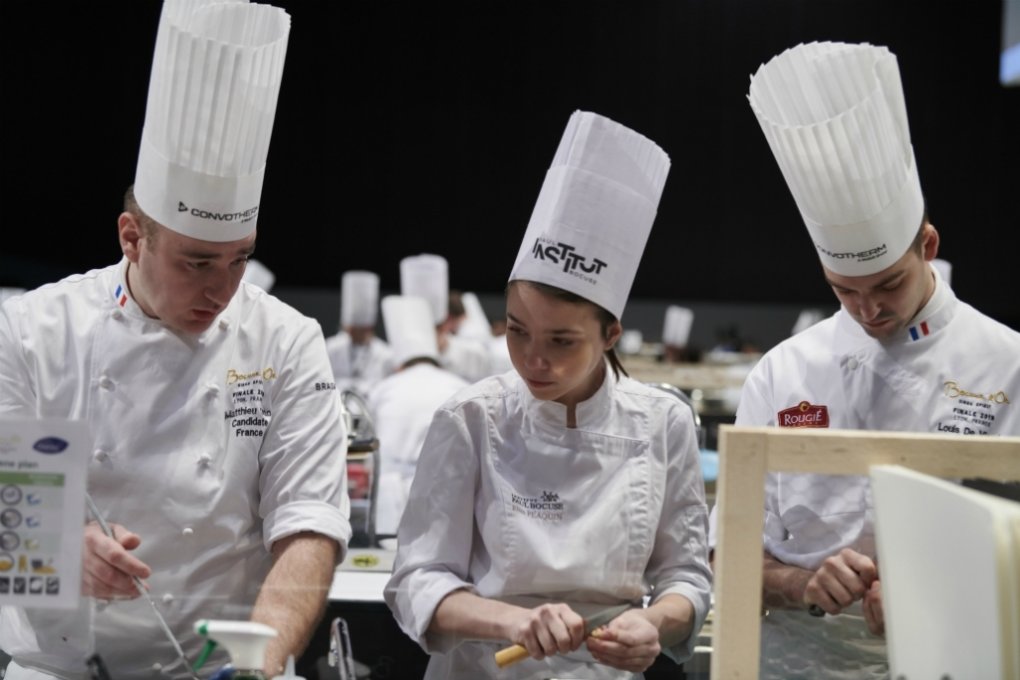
(506, 603), (586, 661)
(803, 548), (877, 615)
(585, 609), (661, 673)
(81, 521), (151, 600)
(862, 578), (884, 635)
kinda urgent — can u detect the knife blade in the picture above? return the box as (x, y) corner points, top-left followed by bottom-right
(493, 603), (632, 668)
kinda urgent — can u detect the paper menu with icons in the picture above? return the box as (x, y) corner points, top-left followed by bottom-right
(0, 417), (88, 609)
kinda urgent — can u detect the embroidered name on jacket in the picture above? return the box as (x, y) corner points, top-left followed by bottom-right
(777, 401), (830, 428)
(511, 490), (564, 522)
(224, 367), (274, 438)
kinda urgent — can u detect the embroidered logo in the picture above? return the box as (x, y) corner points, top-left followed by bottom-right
(511, 490), (565, 522)
(178, 201), (259, 224)
(907, 321), (930, 341)
(943, 381), (1010, 405)
(777, 401), (830, 428)
(816, 242), (888, 264)
(224, 367), (274, 439)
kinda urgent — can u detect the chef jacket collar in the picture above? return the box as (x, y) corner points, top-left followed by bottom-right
(837, 261), (956, 350)
(894, 262), (954, 346)
(111, 256), (239, 337)
(520, 358), (615, 430)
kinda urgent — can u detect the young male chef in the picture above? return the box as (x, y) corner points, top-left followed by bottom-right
(0, 1), (350, 676)
(727, 41), (1020, 679)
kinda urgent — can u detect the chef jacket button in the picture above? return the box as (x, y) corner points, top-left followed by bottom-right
(93, 449), (109, 462)
(99, 376), (114, 390)
(182, 526), (194, 537)
(847, 357), (859, 370)
(198, 454), (212, 467)
(161, 592), (174, 604)
(206, 383), (220, 396)
(218, 319), (230, 331)
(111, 309), (124, 321)
(151, 662), (163, 673)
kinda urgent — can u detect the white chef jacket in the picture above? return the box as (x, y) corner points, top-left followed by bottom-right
(732, 269), (1020, 679)
(0, 260), (352, 679)
(384, 369), (712, 679)
(366, 363), (469, 535)
(324, 331), (395, 400)
(440, 334), (493, 384)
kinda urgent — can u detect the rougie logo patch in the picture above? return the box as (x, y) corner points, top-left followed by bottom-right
(777, 401), (830, 428)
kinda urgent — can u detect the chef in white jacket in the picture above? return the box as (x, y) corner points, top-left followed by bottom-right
(400, 254), (493, 384)
(385, 111), (712, 680)
(325, 270), (395, 400)
(367, 296), (469, 536)
(0, 2), (350, 676)
(728, 41), (1020, 679)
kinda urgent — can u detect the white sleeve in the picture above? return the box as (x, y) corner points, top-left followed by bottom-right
(646, 401), (712, 663)
(708, 355), (777, 548)
(257, 319), (352, 558)
(384, 405), (482, 653)
(0, 299), (36, 416)
(732, 356), (786, 551)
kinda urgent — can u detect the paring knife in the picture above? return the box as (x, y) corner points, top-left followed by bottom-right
(494, 603), (632, 668)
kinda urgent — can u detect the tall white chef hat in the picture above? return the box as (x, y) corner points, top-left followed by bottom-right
(381, 296), (440, 366)
(341, 271), (380, 327)
(400, 254), (448, 325)
(791, 308), (826, 336)
(133, 0), (291, 242)
(748, 42), (925, 276)
(458, 292), (493, 342)
(508, 110), (671, 319)
(241, 258), (275, 291)
(662, 305), (694, 347)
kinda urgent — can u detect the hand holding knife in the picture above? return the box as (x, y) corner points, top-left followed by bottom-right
(494, 603), (632, 668)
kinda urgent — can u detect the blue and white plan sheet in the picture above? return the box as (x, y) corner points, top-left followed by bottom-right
(0, 417), (89, 610)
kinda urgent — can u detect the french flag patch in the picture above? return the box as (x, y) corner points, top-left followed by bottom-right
(908, 321), (930, 341)
(113, 284), (128, 308)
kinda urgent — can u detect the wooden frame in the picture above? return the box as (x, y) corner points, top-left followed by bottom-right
(710, 425), (1020, 679)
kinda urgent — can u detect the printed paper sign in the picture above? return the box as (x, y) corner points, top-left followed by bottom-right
(0, 417), (88, 610)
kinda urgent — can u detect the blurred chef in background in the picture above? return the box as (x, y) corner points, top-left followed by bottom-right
(0, 1), (350, 676)
(325, 270), (395, 400)
(385, 110), (711, 679)
(367, 296), (469, 537)
(241, 258), (276, 292)
(723, 41), (1020, 679)
(457, 291), (515, 375)
(400, 254), (492, 383)
(661, 305), (695, 363)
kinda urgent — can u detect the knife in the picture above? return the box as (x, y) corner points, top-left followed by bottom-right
(493, 603), (632, 668)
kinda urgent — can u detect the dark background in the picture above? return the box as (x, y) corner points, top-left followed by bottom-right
(2, 1), (1018, 339)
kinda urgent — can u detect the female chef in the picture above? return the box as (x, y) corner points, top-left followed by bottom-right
(384, 111), (712, 679)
